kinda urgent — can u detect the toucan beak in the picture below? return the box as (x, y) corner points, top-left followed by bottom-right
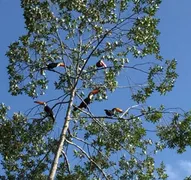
(113, 108), (123, 113)
(96, 60), (107, 68)
(58, 63), (65, 67)
(100, 60), (107, 68)
(90, 88), (99, 95)
(34, 100), (45, 105)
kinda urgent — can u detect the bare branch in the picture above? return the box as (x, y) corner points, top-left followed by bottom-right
(120, 104), (140, 118)
(66, 139), (109, 180)
(61, 150), (71, 174)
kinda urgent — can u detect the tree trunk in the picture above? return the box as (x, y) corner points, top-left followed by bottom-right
(48, 89), (76, 179)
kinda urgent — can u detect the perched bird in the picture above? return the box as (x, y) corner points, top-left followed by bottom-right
(74, 94), (93, 111)
(34, 101), (55, 123)
(40, 62), (65, 75)
(77, 97), (91, 109)
(96, 60), (107, 68)
(104, 109), (114, 116)
(47, 62), (65, 70)
(104, 107), (123, 116)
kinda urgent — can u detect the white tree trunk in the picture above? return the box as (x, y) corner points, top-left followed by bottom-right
(48, 89), (76, 179)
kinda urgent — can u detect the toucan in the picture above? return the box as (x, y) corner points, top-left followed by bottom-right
(74, 94), (93, 111)
(104, 108), (123, 116)
(34, 101), (55, 123)
(47, 62), (65, 70)
(96, 60), (107, 68)
(40, 62), (65, 75)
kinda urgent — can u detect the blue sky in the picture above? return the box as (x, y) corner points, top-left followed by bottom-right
(1, 0), (191, 178)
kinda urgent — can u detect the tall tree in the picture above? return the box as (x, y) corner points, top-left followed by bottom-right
(1, 0), (191, 179)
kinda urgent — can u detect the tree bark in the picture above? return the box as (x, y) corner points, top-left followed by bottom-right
(48, 89), (76, 179)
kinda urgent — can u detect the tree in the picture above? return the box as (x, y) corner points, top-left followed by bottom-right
(1, 0), (191, 179)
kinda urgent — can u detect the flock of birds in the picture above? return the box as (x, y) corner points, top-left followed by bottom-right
(34, 60), (123, 123)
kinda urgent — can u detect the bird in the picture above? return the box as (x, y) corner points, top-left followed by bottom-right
(40, 62), (65, 75)
(104, 107), (123, 116)
(73, 94), (94, 111)
(96, 60), (107, 68)
(104, 109), (114, 116)
(34, 101), (55, 123)
(47, 62), (65, 70)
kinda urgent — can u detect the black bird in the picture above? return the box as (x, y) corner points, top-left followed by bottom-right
(104, 109), (114, 116)
(40, 62), (65, 75)
(47, 62), (65, 70)
(74, 94), (93, 111)
(104, 108), (123, 116)
(96, 60), (107, 68)
(34, 101), (55, 123)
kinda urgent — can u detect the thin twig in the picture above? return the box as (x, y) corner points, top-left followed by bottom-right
(72, 136), (108, 160)
(61, 150), (71, 174)
(30, 148), (52, 175)
(120, 105), (140, 118)
(66, 139), (109, 180)
(51, 101), (70, 110)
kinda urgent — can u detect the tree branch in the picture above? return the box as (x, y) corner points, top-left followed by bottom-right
(61, 150), (71, 174)
(66, 139), (109, 180)
(120, 104), (140, 118)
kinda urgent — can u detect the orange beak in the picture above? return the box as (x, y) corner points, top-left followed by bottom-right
(113, 108), (123, 113)
(100, 60), (107, 68)
(34, 100), (45, 105)
(58, 62), (65, 67)
(90, 88), (99, 95)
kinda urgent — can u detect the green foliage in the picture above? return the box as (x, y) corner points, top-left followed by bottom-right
(158, 111), (191, 153)
(0, 107), (56, 178)
(6, 0), (167, 97)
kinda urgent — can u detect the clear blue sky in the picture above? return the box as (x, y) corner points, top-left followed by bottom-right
(1, 1), (191, 179)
